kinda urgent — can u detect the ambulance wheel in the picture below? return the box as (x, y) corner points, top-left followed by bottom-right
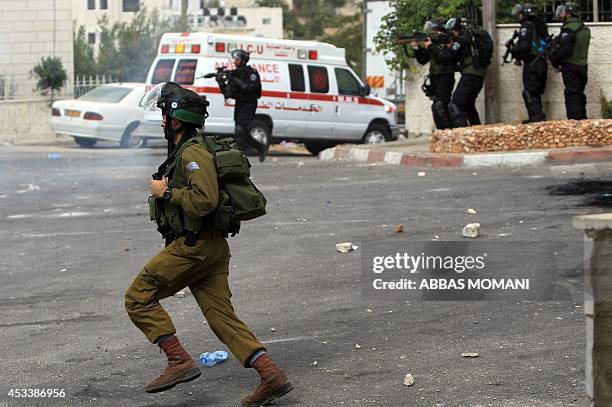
(362, 123), (390, 144)
(249, 119), (271, 153)
(73, 136), (97, 148)
(304, 141), (333, 156)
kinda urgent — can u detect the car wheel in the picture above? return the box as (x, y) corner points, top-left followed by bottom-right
(120, 122), (144, 148)
(249, 119), (271, 153)
(362, 123), (390, 145)
(73, 136), (97, 148)
(304, 141), (334, 156)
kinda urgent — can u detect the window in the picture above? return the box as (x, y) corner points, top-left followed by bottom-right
(122, 0), (139, 12)
(174, 59), (198, 85)
(87, 0), (95, 10)
(100, 0), (107, 9)
(79, 86), (132, 103)
(307, 66), (329, 94)
(262, 17), (271, 25)
(335, 68), (360, 96)
(87, 33), (96, 45)
(152, 59), (175, 84)
(288, 64), (305, 92)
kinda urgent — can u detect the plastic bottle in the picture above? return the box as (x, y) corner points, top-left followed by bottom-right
(199, 350), (228, 367)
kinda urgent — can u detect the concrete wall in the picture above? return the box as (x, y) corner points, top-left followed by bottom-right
(405, 22), (612, 136)
(0, 99), (58, 143)
(0, 0), (74, 98)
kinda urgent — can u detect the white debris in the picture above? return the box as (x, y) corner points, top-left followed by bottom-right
(462, 223), (481, 238)
(336, 242), (358, 253)
(466, 208), (477, 214)
(403, 373), (415, 386)
(461, 352), (479, 358)
(175, 290), (186, 298)
(311, 360), (318, 366)
(354, 344), (362, 349)
(270, 327), (277, 332)
(417, 172), (426, 177)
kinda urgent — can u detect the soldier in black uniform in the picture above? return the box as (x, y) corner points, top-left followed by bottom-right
(216, 49), (267, 161)
(550, 2), (591, 120)
(510, 3), (550, 123)
(406, 20), (458, 130)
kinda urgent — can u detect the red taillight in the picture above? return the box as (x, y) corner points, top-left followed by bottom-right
(191, 44), (201, 53)
(308, 50), (318, 60)
(83, 112), (103, 121)
(51, 108), (60, 116)
(161, 44), (169, 53)
(215, 42), (225, 52)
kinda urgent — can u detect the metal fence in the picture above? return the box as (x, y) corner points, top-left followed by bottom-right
(0, 75), (116, 101)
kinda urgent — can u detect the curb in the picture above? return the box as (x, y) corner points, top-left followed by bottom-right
(319, 145), (612, 168)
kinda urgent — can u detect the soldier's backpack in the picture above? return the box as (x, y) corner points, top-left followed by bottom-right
(471, 30), (494, 68)
(198, 135), (267, 236)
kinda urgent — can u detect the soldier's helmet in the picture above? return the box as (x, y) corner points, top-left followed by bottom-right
(424, 19), (446, 34)
(230, 49), (250, 64)
(555, 2), (580, 19)
(141, 82), (209, 129)
(444, 17), (462, 32)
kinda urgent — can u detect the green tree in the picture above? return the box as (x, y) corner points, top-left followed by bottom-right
(31, 56), (67, 98)
(321, 13), (363, 76)
(73, 24), (97, 78)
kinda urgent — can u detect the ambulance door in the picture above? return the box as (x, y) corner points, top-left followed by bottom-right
(332, 67), (370, 141)
(304, 65), (335, 139)
(280, 63), (308, 139)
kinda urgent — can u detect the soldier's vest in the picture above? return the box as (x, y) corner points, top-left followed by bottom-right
(149, 135), (266, 240)
(563, 18), (590, 66)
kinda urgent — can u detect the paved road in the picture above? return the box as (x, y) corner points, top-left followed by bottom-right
(1, 144), (610, 407)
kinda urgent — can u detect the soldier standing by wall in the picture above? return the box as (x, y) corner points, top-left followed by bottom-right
(446, 18), (494, 128)
(404, 20), (458, 130)
(550, 2), (591, 120)
(510, 4), (550, 123)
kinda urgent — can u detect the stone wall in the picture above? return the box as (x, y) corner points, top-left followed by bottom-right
(404, 22), (612, 136)
(0, 99), (59, 144)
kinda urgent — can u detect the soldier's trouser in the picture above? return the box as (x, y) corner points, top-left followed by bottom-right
(561, 63), (588, 120)
(451, 74), (484, 127)
(125, 229), (265, 366)
(522, 56), (548, 122)
(429, 73), (455, 130)
(234, 100), (264, 154)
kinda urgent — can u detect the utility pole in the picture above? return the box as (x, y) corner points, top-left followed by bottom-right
(482, 0), (498, 124)
(362, 0), (368, 81)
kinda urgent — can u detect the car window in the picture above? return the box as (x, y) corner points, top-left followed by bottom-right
(335, 68), (360, 96)
(151, 59), (175, 84)
(174, 59), (198, 85)
(78, 86), (133, 103)
(307, 65), (329, 94)
(288, 64), (305, 92)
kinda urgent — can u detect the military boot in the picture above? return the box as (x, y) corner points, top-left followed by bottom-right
(144, 336), (201, 393)
(241, 353), (293, 406)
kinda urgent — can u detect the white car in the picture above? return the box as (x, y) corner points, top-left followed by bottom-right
(49, 83), (146, 148)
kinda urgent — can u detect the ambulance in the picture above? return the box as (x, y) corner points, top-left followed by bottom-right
(139, 32), (400, 155)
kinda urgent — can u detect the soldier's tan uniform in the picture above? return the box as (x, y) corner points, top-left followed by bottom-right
(125, 143), (264, 366)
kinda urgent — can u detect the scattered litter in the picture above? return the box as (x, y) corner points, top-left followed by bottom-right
(175, 290), (186, 298)
(461, 352), (479, 358)
(122, 247), (130, 252)
(199, 351), (228, 367)
(354, 344), (362, 349)
(403, 373), (415, 386)
(518, 220), (524, 224)
(466, 208), (477, 214)
(417, 172), (426, 177)
(336, 242), (358, 253)
(433, 235), (440, 240)
(47, 153), (62, 160)
(394, 224), (405, 233)
(311, 360), (318, 366)
(366, 309), (372, 313)
(498, 233), (510, 237)
(270, 327), (277, 332)
(400, 355), (407, 359)
(296, 218), (308, 222)
(17, 184), (40, 193)
(462, 223), (481, 238)
(60, 268), (66, 272)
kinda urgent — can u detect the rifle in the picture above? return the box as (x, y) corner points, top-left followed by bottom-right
(376, 31), (431, 45)
(502, 30), (521, 65)
(199, 66), (230, 81)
